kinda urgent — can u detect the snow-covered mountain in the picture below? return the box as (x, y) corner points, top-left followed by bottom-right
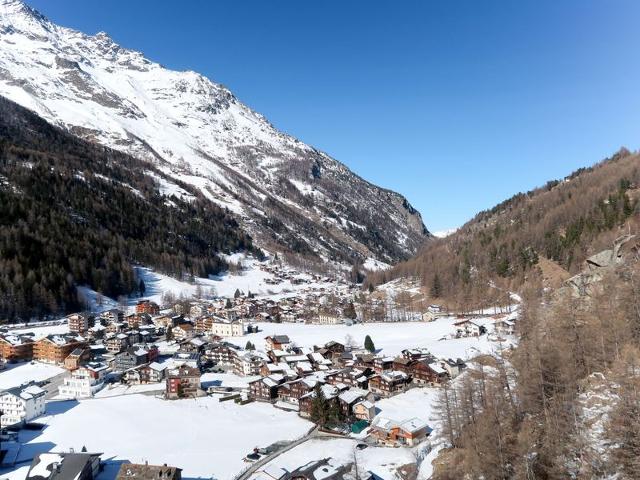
(0, 0), (429, 264)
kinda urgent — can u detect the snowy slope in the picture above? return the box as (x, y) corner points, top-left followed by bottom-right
(0, 0), (429, 264)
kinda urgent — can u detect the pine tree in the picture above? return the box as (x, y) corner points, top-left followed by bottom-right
(364, 335), (375, 353)
(139, 278), (146, 297)
(225, 298), (232, 309)
(166, 325), (173, 341)
(234, 288), (242, 299)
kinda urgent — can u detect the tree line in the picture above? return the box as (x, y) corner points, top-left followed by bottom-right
(0, 96), (258, 321)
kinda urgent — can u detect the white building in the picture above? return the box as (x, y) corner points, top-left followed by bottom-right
(316, 313), (342, 325)
(58, 365), (107, 399)
(0, 383), (46, 427)
(210, 319), (245, 337)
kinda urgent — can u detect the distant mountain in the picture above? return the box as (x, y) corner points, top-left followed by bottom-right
(0, 96), (258, 320)
(371, 149), (640, 308)
(0, 0), (429, 265)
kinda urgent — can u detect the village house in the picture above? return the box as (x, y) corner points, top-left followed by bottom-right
(105, 333), (130, 353)
(205, 343), (238, 366)
(165, 365), (202, 399)
(58, 364), (108, 399)
(68, 313), (90, 334)
(411, 360), (447, 385)
(249, 375), (283, 401)
(316, 312), (342, 325)
(422, 304), (445, 322)
(0, 382), (46, 427)
(370, 416), (431, 446)
(440, 358), (466, 378)
(265, 335), (290, 351)
(139, 362), (167, 383)
(368, 371), (410, 396)
(113, 347), (149, 372)
(172, 323), (196, 341)
(0, 334), (34, 362)
(299, 384), (339, 417)
(116, 462), (182, 480)
(210, 318), (245, 337)
(494, 318), (516, 336)
(125, 313), (151, 329)
(64, 347), (92, 370)
(453, 319), (482, 337)
(171, 351), (201, 369)
(277, 378), (319, 405)
(233, 352), (263, 376)
(26, 451), (103, 480)
(136, 300), (160, 315)
(373, 357), (394, 374)
(33, 335), (88, 365)
(337, 389), (366, 417)
(353, 399), (376, 421)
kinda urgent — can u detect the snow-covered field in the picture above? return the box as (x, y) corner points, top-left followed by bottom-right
(225, 317), (502, 360)
(135, 257), (339, 305)
(28, 395), (311, 479)
(0, 362), (64, 390)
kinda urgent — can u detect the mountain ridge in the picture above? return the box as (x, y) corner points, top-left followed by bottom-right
(0, 0), (429, 266)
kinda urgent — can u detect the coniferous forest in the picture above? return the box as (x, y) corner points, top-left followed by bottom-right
(0, 97), (258, 321)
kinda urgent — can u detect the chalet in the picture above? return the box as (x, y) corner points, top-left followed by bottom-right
(140, 362), (167, 383)
(494, 319), (516, 336)
(337, 389), (365, 417)
(0, 383), (46, 427)
(26, 452), (102, 480)
(265, 335), (290, 351)
(68, 313), (90, 334)
(0, 334), (34, 362)
(136, 300), (160, 315)
(166, 365), (202, 399)
(373, 357), (394, 374)
(453, 320), (482, 337)
(249, 376), (282, 401)
(401, 348), (433, 361)
(173, 323), (195, 341)
(353, 399), (376, 421)
(205, 344), (238, 365)
(125, 313), (151, 329)
(298, 384), (339, 417)
(411, 361), (447, 385)
(370, 416), (431, 446)
(441, 358), (466, 378)
(116, 462), (182, 480)
(368, 371), (410, 396)
(33, 335), (88, 365)
(64, 347), (91, 370)
(233, 352), (263, 376)
(105, 333), (130, 353)
(277, 378), (318, 405)
(113, 347), (149, 372)
(324, 368), (370, 389)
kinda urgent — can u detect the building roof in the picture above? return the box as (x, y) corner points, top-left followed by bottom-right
(27, 452), (102, 480)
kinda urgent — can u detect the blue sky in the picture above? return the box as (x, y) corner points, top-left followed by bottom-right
(29, 0), (640, 232)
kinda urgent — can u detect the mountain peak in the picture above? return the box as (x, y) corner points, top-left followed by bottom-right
(0, 0), (429, 264)
(0, 0), (51, 35)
